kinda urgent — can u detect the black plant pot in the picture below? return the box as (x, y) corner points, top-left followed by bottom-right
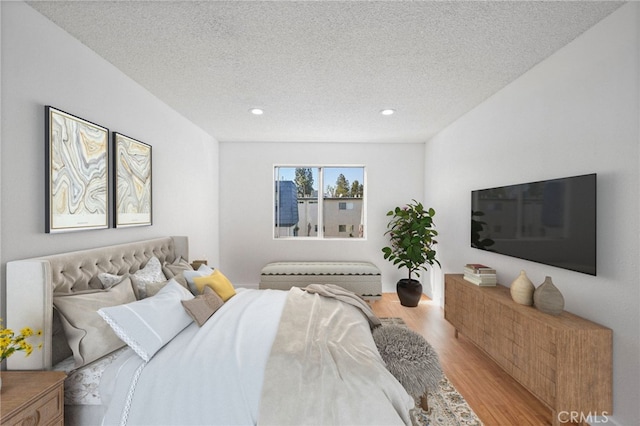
(396, 278), (423, 307)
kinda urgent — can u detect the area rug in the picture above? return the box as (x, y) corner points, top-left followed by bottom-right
(379, 318), (483, 426)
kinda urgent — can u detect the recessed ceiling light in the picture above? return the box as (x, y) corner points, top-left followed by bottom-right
(250, 108), (264, 115)
(380, 109), (395, 116)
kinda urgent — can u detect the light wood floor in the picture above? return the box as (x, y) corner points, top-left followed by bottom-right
(371, 293), (552, 426)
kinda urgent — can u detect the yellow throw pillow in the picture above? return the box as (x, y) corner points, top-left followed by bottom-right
(192, 269), (236, 301)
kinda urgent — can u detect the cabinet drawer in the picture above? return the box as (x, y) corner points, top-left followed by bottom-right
(5, 385), (63, 426)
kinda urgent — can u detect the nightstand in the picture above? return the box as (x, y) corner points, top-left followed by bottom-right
(0, 371), (66, 426)
(190, 260), (208, 270)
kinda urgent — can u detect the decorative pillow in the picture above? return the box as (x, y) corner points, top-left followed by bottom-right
(162, 257), (193, 278)
(183, 264), (215, 295)
(130, 256), (167, 299)
(93, 272), (126, 289)
(53, 277), (136, 368)
(98, 279), (194, 362)
(145, 275), (189, 297)
(192, 269), (236, 301)
(181, 287), (224, 326)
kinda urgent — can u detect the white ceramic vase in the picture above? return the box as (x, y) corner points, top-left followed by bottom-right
(510, 270), (535, 306)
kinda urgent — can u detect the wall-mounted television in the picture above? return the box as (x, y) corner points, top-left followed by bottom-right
(471, 173), (596, 275)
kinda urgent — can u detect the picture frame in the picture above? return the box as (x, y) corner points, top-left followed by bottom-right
(45, 106), (109, 233)
(113, 132), (152, 227)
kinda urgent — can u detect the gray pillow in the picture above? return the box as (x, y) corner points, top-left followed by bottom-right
(181, 287), (224, 326)
(145, 275), (189, 297)
(53, 277), (136, 368)
(163, 257), (193, 278)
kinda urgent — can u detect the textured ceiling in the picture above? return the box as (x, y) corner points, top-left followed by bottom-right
(27, 1), (624, 143)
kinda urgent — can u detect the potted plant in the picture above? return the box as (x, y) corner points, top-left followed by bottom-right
(382, 200), (440, 307)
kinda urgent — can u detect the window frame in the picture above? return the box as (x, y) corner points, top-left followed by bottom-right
(273, 164), (367, 240)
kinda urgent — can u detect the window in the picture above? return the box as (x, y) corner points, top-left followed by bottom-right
(338, 202), (354, 210)
(274, 166), (365, 239)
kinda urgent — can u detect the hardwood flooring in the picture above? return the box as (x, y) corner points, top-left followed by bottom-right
(371, 293), (552, 426)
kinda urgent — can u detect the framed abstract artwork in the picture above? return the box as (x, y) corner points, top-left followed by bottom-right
(45, 106), (109, 233)
(113, 132), (152, 227)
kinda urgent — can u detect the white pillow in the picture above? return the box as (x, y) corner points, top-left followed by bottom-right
(182, 264), (215, 295)
(197, 264), (214, 274)
(130, 256), (167, 299)
(98, 279), (194, 361)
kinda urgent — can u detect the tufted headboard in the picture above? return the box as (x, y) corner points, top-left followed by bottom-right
(6, 236), (188, 370)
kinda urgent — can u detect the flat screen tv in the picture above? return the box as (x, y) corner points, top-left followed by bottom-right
(471, 173), (596, 275)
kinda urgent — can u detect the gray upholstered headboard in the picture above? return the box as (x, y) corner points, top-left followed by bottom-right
(6, 236), (188, 370)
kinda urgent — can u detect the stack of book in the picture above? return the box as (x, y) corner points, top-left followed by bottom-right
(463, 264), (497, 286)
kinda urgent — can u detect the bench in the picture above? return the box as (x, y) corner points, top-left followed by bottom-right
(259, 261), (382, 300)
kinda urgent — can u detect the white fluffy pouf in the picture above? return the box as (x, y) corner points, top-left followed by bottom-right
(372, 324), (443, 398)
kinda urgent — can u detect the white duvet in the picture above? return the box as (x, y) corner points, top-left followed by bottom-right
(100, 287), (414, 426)
(100, 288), (287, 425)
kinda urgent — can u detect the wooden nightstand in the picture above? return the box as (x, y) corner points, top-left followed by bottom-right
(0, 371), (66, 426)
(190, 260), (208, 270)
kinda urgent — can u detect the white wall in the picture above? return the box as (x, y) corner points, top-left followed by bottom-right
(425, 4), (639, 425)
(219, 142), (426, 292)
(1, 2), (220, 317)
(0, 2), (4, 329)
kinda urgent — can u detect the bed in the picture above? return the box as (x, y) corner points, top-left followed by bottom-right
(6, 236), (415, 426)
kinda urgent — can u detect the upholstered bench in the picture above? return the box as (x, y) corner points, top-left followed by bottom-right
(259, 261), (382, 300)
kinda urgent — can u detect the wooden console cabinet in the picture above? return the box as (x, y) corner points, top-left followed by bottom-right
(444, 274), (612, 425)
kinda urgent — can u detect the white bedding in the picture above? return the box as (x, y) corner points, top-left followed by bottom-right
(100, 288), (287, 425)
(100, 286), (414, 426)
(54, 348), (127, 405)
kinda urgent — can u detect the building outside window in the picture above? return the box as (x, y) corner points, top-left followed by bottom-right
(338, 202), (354, 210)
(274, 166), (365, 239)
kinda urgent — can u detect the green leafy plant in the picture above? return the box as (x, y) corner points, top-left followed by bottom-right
(382, 200), (440, 281)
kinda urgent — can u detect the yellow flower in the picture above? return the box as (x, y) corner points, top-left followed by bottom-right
(0, 319), (42, 361)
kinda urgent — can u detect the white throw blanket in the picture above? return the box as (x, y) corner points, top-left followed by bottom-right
(259, 287), (414, 425)
(302, 283), (382, 328)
